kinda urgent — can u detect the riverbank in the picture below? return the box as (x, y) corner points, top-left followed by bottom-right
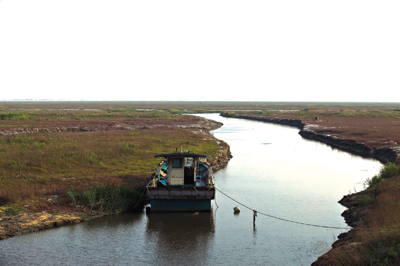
(0, 116), (231, 241)
(222, 113), (400, 164)
(220, 112), (400, 265)
(312, 163), (400, 265)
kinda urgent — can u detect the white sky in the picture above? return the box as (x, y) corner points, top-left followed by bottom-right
(0, 1), (399, 102)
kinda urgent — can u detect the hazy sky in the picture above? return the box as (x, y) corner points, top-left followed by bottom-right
(0, 1), (399, 102)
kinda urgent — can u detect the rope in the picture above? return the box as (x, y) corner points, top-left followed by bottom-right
(133, 187), (147, 209)
(214, 192), (219, 209)
(215, 187), (352, 230)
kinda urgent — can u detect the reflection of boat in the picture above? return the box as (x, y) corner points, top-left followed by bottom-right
(145, 212), (215, 264)
(147, 152), (215, 211)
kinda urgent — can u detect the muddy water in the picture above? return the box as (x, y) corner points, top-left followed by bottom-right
(0, 114), (382, 266)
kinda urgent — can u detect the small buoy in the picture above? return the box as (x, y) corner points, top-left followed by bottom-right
(233, 207), (240, 213)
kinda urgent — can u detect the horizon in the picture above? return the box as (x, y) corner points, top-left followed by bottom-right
(1, 1), (399, 102)
(2, 99), (400, 104)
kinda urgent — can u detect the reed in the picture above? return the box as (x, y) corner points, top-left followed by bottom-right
(67, 184), (142, 214)
(0, 116), (221, 205)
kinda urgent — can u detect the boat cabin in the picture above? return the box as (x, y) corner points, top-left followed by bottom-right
(154, 152), (209, 187)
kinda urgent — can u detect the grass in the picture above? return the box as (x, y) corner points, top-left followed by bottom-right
(220, 105), (400, 149)
(364, 163), (400, 188)
(0, 205), (24, 216)
(1, 101), (400, 258)
(335, 165), (400, 265)
(0, 128), (221, 204)
(0, 106), (223, 208)
(0, 108), (180, 126)
(67, 184), (142, 214)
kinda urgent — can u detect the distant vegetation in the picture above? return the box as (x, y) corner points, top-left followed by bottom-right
(221, 103), (400, 149)
(0, 104), (224, 212)
(1, 101), (400, 264)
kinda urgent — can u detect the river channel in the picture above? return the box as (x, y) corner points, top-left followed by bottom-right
(0, 114), (382, 266)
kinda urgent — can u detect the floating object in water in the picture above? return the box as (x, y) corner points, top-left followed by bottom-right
(146, 206), (151, 213)
(234, 207), (240, 213)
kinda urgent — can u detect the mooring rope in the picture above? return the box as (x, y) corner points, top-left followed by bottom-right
(133, 186), (148, 209)
(215, 187), (352, 230)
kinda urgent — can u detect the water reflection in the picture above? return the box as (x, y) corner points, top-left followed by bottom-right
(0, 114), (383, 266)
(145, 212), (215, 265)
(84, 213), (144, 230)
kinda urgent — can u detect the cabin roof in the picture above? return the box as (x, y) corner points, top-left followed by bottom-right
(154, 153), (208, 158)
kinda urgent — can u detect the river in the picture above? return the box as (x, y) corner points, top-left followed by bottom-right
(0, 114), (382, 266)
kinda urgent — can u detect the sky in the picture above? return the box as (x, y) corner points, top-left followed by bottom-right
(0, 1), (399, 102)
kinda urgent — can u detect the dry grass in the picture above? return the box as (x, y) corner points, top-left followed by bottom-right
(335, 166), (400, 266)
(222, 106), (400, 149)
(3, 102), (399, 149)
(0, 128), (221, 203)
(0, 108), (200, 131)
(0, 107), (222, 206)
(2, 101), (398, 112)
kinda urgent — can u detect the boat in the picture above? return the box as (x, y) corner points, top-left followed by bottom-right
(147, 152), (215, 211)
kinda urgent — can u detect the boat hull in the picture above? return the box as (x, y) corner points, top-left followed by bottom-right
(147, 187), (215, 212)
(149, 199), (212, 211)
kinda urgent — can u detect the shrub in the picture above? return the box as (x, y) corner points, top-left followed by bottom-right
(4, 160), (19, 170)
(0, 112), (31, 121)
(67, 184), (141, 214)
(32, 141), (47, 148)
(362, 195), (374, 206)
(82, 152), (97, 163)
(379, 163), (400, 180)
(1, 205), (23, 216)
(365, 163), (400, 188)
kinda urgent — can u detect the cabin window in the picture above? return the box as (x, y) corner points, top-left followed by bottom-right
(185, 157), (193, 167)
(172, 158), (182, 168)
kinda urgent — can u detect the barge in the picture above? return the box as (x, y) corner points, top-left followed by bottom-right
(147, 152), (215, 211)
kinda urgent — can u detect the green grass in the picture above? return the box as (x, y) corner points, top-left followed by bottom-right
(0, 127), (221, 203)
(0, 205), (23, 216)
(365, 163), (400, 188)
(67, 184), (142, 214)
(0, 109), (184, 126)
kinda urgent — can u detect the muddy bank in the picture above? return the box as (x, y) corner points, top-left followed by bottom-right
(311, 190), (374, 266)
(208, 146), (232, 172)
(0, 211), (97, 240)
(226, 114), (305, 130)
(219, 113), (400, 265)
(0, 116), (222, 136)
(0, 118), (231, 241)
(299, 127), (399, 164)
(0, 147), (231, 241)
(221, 114), (400, 164)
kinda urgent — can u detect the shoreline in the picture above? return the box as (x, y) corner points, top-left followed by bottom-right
(2, 112), (391, 263)
(226, 114), (399, 164)
(0, 120), (232, 241)
(219, 113), (398, 265)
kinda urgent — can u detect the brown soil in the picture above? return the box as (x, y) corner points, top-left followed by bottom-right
(0, 210), (106, 240)
(302, 116), (400, 150)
